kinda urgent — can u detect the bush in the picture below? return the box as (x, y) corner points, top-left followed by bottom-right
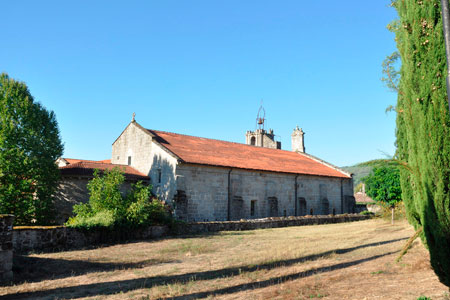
(360, 210), (374, 216)
(66, 168), (172, 229)
(66, 210), (115, 229)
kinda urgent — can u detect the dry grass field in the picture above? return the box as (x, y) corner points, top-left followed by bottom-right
(1, 219), (448, 300)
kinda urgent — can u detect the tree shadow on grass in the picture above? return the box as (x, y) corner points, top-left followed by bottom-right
(3, 237), (407, 300)
(12, 255), (178, 284)
(161, 251), (397, 300)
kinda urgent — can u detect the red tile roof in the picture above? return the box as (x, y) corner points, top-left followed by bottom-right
(355, 192), (375, 204)
(59, 160), (149, 181)
(97, 159), (111, 164)
(148, 130), (351, 178)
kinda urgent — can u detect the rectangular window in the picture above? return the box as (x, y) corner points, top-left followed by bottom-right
(158, 168), (162, 183)
(127, 156), (131, 166)
(250, 200), (257, 217)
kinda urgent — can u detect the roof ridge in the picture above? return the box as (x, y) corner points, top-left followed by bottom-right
(148, 128), (296, 154)
(148, 128), (351, 179)
(296, 152), (352, 177)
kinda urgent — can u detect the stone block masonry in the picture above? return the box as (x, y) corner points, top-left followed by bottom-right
(0, 215), (14, 283)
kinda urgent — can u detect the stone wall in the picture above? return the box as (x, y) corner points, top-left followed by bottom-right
(13, 225), (168, 254)
(173, 214), (371, 235)
(54, 177), (136, 224)
(174, 164), (354, 222)
(12, 214), (369, 253)
(112, 122), (178, 202)
(0, 215), (14, 283)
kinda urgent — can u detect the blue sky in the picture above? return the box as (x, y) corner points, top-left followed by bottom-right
(2, 1), (398, 167)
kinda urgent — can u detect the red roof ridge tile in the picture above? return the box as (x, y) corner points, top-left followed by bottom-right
(60, 160), (148, 179)
(149, 129), (293, 154)
(147, 128), (352, 179)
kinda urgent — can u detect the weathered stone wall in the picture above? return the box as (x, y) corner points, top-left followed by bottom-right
(54, 177), (135, 224)
(174, 164), (354, 222)
(112, 122), (154, 175)
(112, 122), (178, 202)
(12, 214), (369, 253)
(173, 214), (371, 235)
(54, 178), (90, 224)
(0, 215), (14, 283)
(13, 225), (168, 254)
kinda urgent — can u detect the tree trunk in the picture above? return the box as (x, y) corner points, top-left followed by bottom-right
(391, 207), (395, 225)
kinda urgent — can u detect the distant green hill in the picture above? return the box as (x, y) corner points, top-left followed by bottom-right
(341, 159), (394, 191)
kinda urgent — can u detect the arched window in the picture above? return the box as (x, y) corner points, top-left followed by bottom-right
(250, 136), (256, 145)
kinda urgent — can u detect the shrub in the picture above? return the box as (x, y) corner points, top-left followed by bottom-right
(66, 168), (172, 229)
(66, 210), (115, 229)
(360, 210), (374, 216)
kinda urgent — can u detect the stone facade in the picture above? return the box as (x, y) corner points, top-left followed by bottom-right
(112, 123), (178, 202)
(245, 129), (281, 149)
(174, 164), (354, 222)
(0, 215), (14, 283)
(110, 121), (355, 222)
(54, 177), (136, 224)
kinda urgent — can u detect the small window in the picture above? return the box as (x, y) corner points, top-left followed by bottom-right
(158, 168), (162, 183)
(250, 136), (256, 146)
(127, 156), (131, 166)
(251, 200), (257, 216)
(299, 197), (307, 216)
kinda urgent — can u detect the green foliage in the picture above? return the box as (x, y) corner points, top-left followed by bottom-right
(381, 51), (401, 93)
(87, 168), (127, 221)
(66, 168), (172, 229)
(360, 210), (374, 216)
(66, 210), (115, 229)
(0, 73), (63, 225)
(389, 0), (450, 287)
(362, 166), (402, 208)
(341, 159), (396, 192)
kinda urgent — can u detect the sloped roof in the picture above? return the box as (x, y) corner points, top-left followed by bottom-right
(59, 160), (149, 181)
(148, 129), (351, 179)
(355, 192), (375, 204)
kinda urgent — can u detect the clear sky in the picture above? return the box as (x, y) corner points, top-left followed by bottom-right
(2, 1), (398, 167)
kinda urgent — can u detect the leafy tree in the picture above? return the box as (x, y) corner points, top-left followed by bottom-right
(67, 168), (171, 229)
(362, 166), (402, 224)
(389, 0), (450, 287)
(0, 73), (63, 225)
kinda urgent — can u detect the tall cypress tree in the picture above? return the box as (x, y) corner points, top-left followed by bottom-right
(391, 0), (450, 287)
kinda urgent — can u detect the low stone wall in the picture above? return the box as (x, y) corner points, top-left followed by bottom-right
(0, 215), (14, 283)
(173, 214), (371, 235)
(13, 214), (370, 253)
(13, 225), (168, 253)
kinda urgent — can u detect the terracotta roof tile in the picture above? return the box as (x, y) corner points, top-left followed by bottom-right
(355, 192), (375, 204)
(148, 130), (350, 178)
(59, 160), (149, 181)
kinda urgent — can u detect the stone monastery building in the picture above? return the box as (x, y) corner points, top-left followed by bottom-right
(112, 118), (355, 222)
(57, 115), (355, 223)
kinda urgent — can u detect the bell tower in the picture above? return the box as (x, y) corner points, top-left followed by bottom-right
(245, 104), (281, 149)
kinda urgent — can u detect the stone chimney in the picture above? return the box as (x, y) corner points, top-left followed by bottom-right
(291, 126), (305, 153)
